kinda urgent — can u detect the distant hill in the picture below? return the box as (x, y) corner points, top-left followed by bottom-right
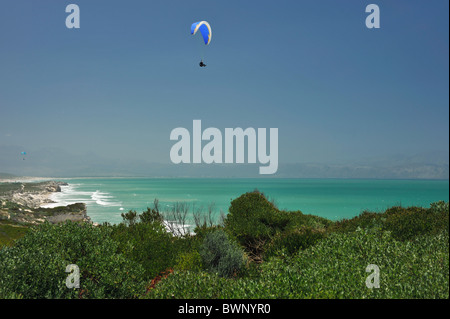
(0, 144), (448, 179)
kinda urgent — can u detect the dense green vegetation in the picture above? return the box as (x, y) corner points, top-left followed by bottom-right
(0, 222), (147, 298)
(0, 221), (29, 247)
(0, 191), (448, 299)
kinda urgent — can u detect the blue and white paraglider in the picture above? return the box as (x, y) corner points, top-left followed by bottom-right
(191, 21), (212, 67)
(21, 151), (27, 160)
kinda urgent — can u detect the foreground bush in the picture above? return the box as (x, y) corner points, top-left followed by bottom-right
(330, 201), (449, 241)
(224, 191), (331, 260)
(111, 219), (179, 280)
(200, 229), (246, 278)
(1, 197), (448, 299)
(0, 222), (147, 299)
(224, 191), (283, 247)
(146, 229), (449, 299)
(264, 226), (326, 258)
(382, 205), (449, 241)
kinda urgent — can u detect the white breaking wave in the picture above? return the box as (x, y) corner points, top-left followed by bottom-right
(163, 220), (195, 236)
(41, 184), (122, 209)
(91, 190), (122, 207)
(41, 184), (93, 208)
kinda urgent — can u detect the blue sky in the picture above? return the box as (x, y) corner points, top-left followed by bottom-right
(0, 0), (448, 177)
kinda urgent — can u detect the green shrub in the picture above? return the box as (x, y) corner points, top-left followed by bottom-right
(224, 191), (333, 261)
(429, 201), (449, 214)
(330, 211), (382, 233)
(121, 210), (138, 226)
(145, 270), (230, 299)
(146, 229), (449, 299)
(139, 207), (163, 224)
(224, 191), (289, 250)
(330, 202), (449, 241)
(200, 229), (246, 278)
(175, 251), (203, 271)
(281, 209), (332, 232)
(111, 220), (178, 280)
(282, 229), (450, 298)
(265, 226), (326, 258)
(0, 222), (147, 299)
(382, 205), (448, 241)
(193, 224), (222, 240)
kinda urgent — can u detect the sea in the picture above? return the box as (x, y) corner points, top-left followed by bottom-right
(41, 178), (450, 226)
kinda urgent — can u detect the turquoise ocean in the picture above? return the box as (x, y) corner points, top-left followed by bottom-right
(42, 178), (449, 225)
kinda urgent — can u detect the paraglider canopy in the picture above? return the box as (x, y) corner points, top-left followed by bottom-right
(191, 21), (212, 45)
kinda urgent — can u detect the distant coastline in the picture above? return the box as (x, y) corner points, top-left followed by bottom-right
(0, 180), (91, 225)
(2, 175), (449, 226)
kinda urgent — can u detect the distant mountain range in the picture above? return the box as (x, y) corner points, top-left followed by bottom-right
(1, 145), (448, 179)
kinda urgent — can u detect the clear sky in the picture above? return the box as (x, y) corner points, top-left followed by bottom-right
(0, 0), (448, 177)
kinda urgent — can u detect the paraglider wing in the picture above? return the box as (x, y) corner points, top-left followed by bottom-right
(191, 21), (212, 45)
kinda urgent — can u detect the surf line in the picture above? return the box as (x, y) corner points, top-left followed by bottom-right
(170, 120), (278, 174)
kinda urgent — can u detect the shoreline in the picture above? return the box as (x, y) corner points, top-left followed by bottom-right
(0, 181), (68, 209)
(0, 180), (92, 225)
(2, 177), (448, 227)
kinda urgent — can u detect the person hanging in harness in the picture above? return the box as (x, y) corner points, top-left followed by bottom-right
(191, 21), (211, 68)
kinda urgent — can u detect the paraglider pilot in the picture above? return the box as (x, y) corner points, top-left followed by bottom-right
(191, 21), (211, 67)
